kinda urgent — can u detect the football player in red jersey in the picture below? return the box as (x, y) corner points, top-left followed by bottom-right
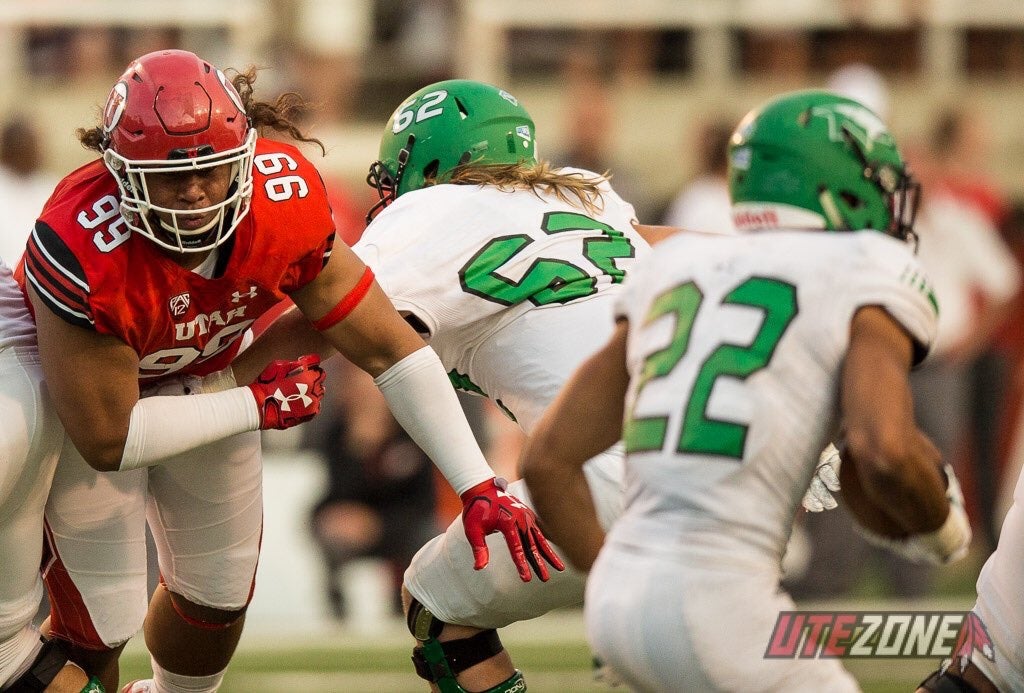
(16, 50), (559, 693)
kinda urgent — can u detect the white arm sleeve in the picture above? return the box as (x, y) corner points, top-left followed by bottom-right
(118, 388), (261, 471)
(374, 346), (493, 495)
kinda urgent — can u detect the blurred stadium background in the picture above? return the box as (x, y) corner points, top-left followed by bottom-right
(3, 1), (1023, 690)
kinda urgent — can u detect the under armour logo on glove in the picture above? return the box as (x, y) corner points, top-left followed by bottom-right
(248, 354), (326, 430)
(271, 384), (314, 410)
(460, 477), (565, 582)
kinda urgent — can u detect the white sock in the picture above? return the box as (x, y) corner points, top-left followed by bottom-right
(150, 657), (227, 693)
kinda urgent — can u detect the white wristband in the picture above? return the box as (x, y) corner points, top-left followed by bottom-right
(914, 503), (972, 564)
(118, 388), (260, 471)
(374, 346), (493, 494)
(857, 503), (972, 565)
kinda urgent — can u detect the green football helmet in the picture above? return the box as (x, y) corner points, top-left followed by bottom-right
(728, 90), (919, 243)
(366, 79), (537, 221)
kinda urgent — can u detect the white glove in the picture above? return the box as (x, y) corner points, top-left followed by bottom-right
(857, 464), (972, 565)
(802, 443), (842, 512)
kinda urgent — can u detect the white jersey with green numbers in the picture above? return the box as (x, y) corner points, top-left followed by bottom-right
(353, 168), (646, 433)
(609, 229), (938, 569)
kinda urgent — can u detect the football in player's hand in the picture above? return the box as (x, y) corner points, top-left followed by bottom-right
(839, 451), (908, 539)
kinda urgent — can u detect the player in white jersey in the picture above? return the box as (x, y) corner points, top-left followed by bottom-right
(0, 257), (103, 691)
(965, 478), (1024, 692)
(522, 90), (973, 691)
(355, 79), (671, 692)
(918, 493), (1022, 691)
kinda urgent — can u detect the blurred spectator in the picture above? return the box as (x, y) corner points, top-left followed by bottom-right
(308, 359), (441, 619)
(0, 116), (58, 265)
(911, 110), (1022, 553)
(928, 107), (1008, 228)
(291, 0), (372, 124)
(925, 106), (1021, 550)
(826, 62), (890, 119)
(613, 29), (658, 85)
(391, 0), (456, 83)
(993, 201), (1024, 532)
(68, 27), (115, 79)
(660, 117), (735, 233)
(740, 28), (812, 78)
(551, 73), (652, 220)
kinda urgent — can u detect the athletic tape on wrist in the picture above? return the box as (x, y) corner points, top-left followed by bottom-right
(919, 504), (972, 562)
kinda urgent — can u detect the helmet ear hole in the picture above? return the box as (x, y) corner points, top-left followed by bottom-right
(422, 159), (440, 183)
(839, 191), (864, 209)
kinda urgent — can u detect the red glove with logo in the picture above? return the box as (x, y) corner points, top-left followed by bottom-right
(247, 354), (326, 430)
(460, 477), (565, 582)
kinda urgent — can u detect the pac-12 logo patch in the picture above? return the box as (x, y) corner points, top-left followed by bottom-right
(169, 292), (190, 317)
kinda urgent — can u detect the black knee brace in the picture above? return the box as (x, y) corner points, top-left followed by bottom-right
(6, 638), (71, 692)
(407, 597), (519, 693)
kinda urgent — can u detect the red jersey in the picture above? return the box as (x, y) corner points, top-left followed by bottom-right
(18, 138), (335, 382)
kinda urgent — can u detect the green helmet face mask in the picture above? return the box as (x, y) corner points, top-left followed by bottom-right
(366, 79), (537, 222)
(728, 89), (920, 244)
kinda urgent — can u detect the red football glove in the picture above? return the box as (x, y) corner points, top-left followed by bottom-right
(247, 354), (326, 430)
(460, 477), (565, 582)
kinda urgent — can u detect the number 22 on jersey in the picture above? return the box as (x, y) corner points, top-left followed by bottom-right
(624, 276), (798, 460)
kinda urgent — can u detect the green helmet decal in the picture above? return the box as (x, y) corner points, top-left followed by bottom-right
(366, 80), (537, 221)
(728, 90), (919, 242)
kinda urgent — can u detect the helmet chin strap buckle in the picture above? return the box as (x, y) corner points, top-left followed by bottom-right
(393, 134), (415, 186)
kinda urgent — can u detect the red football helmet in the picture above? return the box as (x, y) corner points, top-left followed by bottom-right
(101, 49), (257, 253)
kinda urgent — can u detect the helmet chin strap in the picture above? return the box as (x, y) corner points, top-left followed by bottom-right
(158, 212), (221, 236)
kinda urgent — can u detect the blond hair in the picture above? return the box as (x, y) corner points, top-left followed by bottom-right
(442, 162), (609, 215)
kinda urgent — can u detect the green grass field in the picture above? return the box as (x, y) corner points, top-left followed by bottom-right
(111, 535), (987, 692)
(115, 605), (958, 692)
